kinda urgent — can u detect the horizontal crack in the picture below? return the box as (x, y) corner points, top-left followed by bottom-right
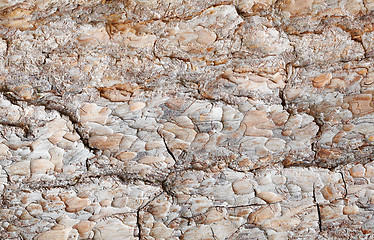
(0, 88), (97, 155)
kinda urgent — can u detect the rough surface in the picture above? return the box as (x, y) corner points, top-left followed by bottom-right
(0, 0), (374, 239)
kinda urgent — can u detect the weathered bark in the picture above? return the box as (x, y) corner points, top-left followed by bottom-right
(0, 0), (374, 239)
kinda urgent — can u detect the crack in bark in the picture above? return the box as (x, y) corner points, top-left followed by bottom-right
(0, 120), (34, 139)
(0, 87), (97, 156)
(136, 191), (164, 240)
(106, 0), (237, 41)
(310, 108), (324, 163)
(160, 133), (177, 163)
(216, 203), (267, 209)
(313, 183), (322, 232)
(278, 83), (288, 114)
(210, 226), (218, 240)
(136, 209), (142, 240)
(24, 170), (165, 190)
(340, 171), (348, 199)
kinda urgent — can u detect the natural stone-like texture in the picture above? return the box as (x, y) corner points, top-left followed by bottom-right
(0, 0), (374, 239)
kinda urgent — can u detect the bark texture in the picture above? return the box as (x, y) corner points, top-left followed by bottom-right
(1, 0), (374, 239)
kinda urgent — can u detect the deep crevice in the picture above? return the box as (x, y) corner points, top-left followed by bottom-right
(340, 171), (348, 199)
(160, 133), (177, 163)
(313, 183), (323, 232)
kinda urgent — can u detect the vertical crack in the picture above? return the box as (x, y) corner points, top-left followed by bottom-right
(158, 129), (177, 163)
(136, 208), (142, 240)
(210, 226), (218, 240)
(136, 191), (163, 240)
(278, 85), (288, 113)
(2, 168), (11, 184)
(309, 103), (325, 164)
(313, 183), (322, 232)
(163, 136), (176, 162)
(340, 171), (348, 199)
